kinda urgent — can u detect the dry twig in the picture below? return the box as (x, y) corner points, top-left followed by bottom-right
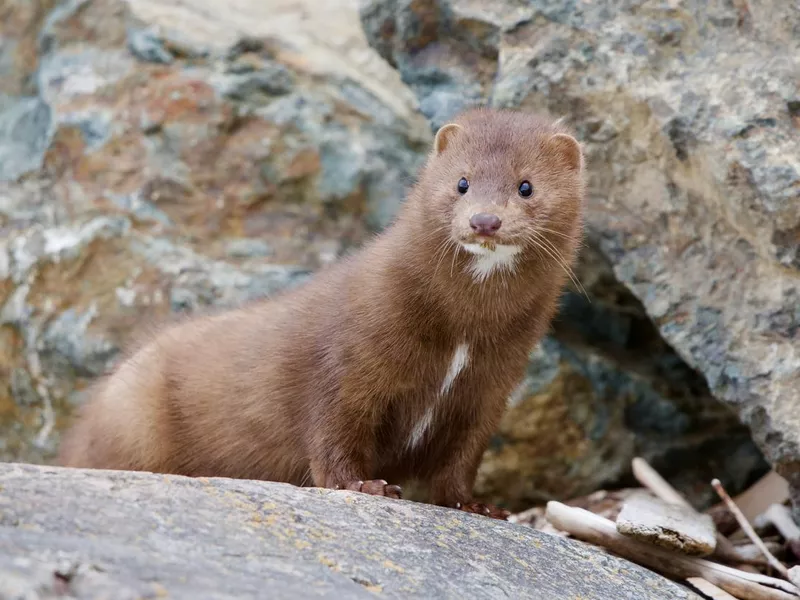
(545, 501), (800, 600)
(731, 472), (790, 523)
(711, 471), (790, 526)
(712, 479), (792, 582)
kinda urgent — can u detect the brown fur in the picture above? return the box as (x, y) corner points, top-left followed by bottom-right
(58, 107), (585, 513)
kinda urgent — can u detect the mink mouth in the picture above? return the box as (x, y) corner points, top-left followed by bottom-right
(459, 240), (522, 257)
(458, 232), (523, 252)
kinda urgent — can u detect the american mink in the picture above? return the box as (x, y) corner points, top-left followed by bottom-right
(58, 107), (585, 520)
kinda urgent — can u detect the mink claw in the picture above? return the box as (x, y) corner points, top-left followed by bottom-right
(384, 484), (403, 500)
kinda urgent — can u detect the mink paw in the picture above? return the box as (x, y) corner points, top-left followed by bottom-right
(454, 501), (510, 520)
(338, 479), (403, 500)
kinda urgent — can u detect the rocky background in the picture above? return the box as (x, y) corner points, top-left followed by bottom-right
(1, 0), (797, 514)
(358, 0), (800, 511)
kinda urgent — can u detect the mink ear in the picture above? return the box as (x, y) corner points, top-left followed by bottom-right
(548, 133), (583, 172)
(433, 123), (464, 155)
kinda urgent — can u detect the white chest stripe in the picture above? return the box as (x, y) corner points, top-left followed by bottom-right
(440, 343), (470, 396)
(406, 407), (435, 451)
(406, 343), (470, 451)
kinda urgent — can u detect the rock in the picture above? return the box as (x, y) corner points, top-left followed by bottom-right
(0, 96), (53, 182)
(0, 0), (429, 463)
(0, 463), (700, 600)
(0, 0), (772, 514)
(359, 0), (800, 511)
(616, 493), (717, 556)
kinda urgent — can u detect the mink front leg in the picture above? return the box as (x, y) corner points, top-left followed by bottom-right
(428, 413), (510, 520)
(307, 390), (402, 500)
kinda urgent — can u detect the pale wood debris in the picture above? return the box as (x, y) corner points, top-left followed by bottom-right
(545, 501), (800, 600)
(530, 460), (800, 600)
(616, 492), (717, 556)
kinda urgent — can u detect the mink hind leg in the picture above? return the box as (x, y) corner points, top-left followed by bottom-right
(57, 342), (174, 473)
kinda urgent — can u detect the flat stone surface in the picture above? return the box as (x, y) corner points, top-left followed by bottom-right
(0, 463), (700, 599)
(617, 493), (717, 556)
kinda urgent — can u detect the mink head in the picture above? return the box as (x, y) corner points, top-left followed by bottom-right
(411, 108), (585, 280)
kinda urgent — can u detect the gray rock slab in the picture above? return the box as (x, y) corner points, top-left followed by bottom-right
(616, 493), (717, 556)
(0, 463), (700, 599)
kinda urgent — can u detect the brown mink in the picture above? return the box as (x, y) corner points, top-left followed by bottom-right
(58, 107), (586, 520)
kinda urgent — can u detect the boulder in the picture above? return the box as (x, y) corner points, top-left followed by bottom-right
(0, 0), (771, 512)
(359, 0), (800, 510)
(0, 0), (429, 462)
(0, 463), (700, 599)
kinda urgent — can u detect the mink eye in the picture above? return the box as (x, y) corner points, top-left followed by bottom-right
(457, 177), (469, 194)
(518, 180), (533, 197)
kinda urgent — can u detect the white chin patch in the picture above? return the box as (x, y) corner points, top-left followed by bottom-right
(460, 242), (521, 282)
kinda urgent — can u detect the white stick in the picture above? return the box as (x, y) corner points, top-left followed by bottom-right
(545, 501), (800, 600)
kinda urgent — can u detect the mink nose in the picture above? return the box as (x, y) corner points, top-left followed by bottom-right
(469, 213), (502, 236)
